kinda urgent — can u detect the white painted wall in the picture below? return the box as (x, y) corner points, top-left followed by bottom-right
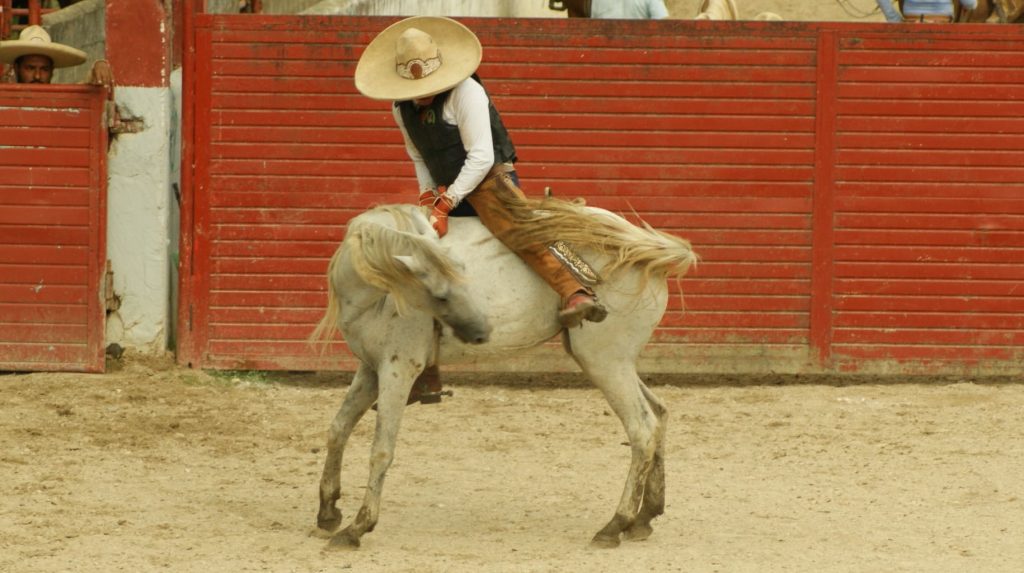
(103, 87), (175, 353)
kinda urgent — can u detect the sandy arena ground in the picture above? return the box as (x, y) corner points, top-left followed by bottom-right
(2, 355), (1022, 573)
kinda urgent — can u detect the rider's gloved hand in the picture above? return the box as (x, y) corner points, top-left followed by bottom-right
(417, 188), (437, 208)
(429, 193), (456, 237)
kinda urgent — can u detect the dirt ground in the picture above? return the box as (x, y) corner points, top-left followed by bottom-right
(1, 355), (1021, 573)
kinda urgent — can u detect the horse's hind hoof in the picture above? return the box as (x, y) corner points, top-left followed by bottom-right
(589, 532), (621, 549)
(326, 530), (361, 551)
(622, 522), (653, 541)
(309, 527), (334, 540)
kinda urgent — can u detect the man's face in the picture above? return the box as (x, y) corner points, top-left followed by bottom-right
(15, 55), (54, 84)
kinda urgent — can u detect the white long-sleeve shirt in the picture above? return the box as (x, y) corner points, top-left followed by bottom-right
(392, 78), (494, 206)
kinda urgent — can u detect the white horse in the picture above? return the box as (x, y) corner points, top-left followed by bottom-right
(311, 200), (696, 549)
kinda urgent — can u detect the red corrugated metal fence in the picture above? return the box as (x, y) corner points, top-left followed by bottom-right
(0, 85), (108, 372)
(178, 16), (1024, 376)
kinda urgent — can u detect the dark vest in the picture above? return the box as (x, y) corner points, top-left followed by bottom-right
(396, 75), (517, 190)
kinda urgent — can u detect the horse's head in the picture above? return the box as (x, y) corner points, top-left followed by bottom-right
(394, 253), (492, 345)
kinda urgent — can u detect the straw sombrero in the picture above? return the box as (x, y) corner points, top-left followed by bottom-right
(354, 16), (482, 101)
(0, 25), (86, 67)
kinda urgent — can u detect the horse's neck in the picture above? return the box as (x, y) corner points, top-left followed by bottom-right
(336, 248), (391, 324)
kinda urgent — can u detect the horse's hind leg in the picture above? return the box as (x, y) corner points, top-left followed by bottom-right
(328, 361), (418, 549)
(622, 380), (667, 542)
(574, 356), (662, 549)
(316, 364), (378, 535)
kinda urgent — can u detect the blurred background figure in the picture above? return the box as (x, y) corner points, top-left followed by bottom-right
(875, 0), (977, 22)
(548, 0), (669, 19)
(695, 0), (740, 19)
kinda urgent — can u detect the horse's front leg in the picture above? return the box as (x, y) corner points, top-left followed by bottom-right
(328, 360), (419, 549)
(315, 363), (379, 535)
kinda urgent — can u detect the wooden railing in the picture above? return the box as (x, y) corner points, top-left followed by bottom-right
(1, 0), (59, 40)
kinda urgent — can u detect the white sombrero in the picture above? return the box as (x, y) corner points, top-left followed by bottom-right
(354, 16), (482, 101)
(0, 25), (86, 67)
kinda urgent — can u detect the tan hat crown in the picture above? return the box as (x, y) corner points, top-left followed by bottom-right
(395, 28), (443, 80)
(20, 25), (54, 44)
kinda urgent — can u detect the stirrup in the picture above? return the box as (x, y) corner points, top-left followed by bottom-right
(558, 292), (608, 328)
(412, 389), (453, 405)
(371, 389), (453, 411)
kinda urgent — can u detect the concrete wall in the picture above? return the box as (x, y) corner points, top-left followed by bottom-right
(43, 0), (104, 84)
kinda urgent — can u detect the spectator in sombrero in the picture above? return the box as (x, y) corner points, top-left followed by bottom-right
(0, 25), (113, 89)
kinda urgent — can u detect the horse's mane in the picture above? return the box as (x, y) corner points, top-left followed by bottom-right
(345, 205), (462, 313)
(492, 194), (698, 284)
(310, 205), (462, 345)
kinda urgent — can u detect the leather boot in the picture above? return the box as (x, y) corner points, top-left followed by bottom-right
(407, 364), (445, 405)
(558, 290), (608, 328)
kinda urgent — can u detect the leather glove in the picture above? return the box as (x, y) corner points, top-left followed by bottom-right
(429, 193), (456, 237)
(417, 189), (437, 208)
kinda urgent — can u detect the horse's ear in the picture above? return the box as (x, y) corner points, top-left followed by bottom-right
(394, 255), (427, 278)
(409, 209), (434, 236)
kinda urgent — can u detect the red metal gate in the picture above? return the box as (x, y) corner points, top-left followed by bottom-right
(179, 15), (1024, 376)
(0, 85), (108, 372)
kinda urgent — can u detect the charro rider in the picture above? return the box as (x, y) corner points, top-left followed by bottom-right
(353, 16), (607, 404)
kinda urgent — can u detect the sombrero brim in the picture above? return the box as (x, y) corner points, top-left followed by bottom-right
(354, 16), (482, 101)
(0, 40), (86, 67)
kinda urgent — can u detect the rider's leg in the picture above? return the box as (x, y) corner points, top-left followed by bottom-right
(466, 173), (607, 328)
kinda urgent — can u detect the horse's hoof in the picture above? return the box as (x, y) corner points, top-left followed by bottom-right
(309, 527), (334, 539)
(622, 523), (653, 541)
(325, 530), (361, 551)
(590, 533), (621, 549)
(317, 508), (342, 532)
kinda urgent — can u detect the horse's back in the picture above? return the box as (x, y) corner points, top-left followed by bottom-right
(438, 215), (672, 364)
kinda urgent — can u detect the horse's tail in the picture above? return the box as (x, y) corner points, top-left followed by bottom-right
(495, 194), (698, 283)
(309, 247), (343, 349)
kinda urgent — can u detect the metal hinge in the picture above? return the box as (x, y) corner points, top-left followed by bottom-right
(105, 100), (145, 135)
(104, 261), (121, 312)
